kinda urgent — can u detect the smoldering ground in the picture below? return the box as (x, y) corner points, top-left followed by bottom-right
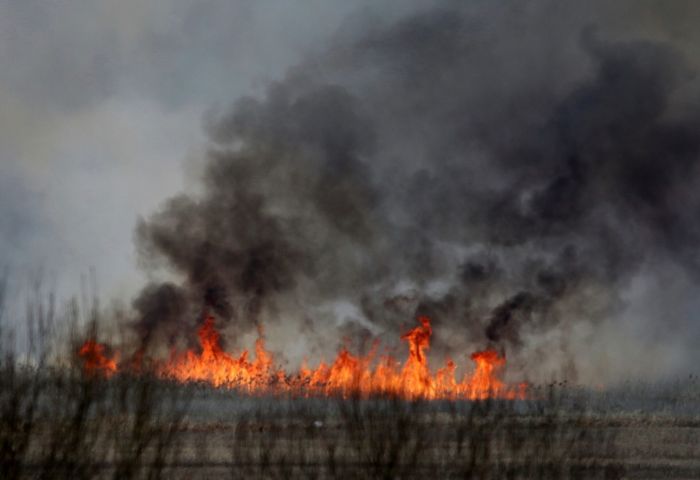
(131, 2), (700, 384)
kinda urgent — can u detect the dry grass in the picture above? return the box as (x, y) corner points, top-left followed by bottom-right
(1, 284), (698, 478)
(211, 391), (624, 479)
(0, 282), (189, 480)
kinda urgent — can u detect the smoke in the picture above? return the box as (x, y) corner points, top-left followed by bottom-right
(133, 3), (700, 381)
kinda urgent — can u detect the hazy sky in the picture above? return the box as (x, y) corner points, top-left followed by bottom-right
(2, 1), (700, 382)
(0, 0), (391, 299)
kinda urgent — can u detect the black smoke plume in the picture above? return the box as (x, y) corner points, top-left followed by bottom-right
(133, 4), (700, 377)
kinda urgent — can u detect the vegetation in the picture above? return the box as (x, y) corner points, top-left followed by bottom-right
(1, 284), (698, 478)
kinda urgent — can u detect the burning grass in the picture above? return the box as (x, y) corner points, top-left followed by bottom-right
(1, 362), (626, 480)
(5, 352), (700, 479)
(2, 289), (699, 479)
(78, 315), (527, 401)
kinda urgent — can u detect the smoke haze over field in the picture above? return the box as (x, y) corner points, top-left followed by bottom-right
(3, 1), (700, 384)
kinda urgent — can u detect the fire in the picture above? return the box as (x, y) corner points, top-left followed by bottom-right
(78, 316), (526, 400)
(77, 340), (118, 377)
(294, 316), (524, 400)
(157, 317), (285, 391)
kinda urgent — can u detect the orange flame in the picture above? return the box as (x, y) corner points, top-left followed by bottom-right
(294, 316), (525, 400)
(156, 316), (285, 391)
(78, 316), (526, 400)
(77, 340), (117, 377)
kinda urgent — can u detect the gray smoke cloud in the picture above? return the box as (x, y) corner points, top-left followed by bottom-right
(104, 2), (700, 381)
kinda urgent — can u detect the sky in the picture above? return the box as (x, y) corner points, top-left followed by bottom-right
(2, 0), (700, 384)
(0, 0), (370, 299)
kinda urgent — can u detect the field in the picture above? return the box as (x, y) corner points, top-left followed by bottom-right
(2, 295), (699, 479)
(173, 389), (700, 479)
(3, 368), (700, 479)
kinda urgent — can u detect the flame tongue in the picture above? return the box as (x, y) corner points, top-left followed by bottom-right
(468, 350), (509, 399)
(159, 316), (283, 390)
(77, 340), (118, 377)
(399, 316), (434, 396)
(78, 316), (526, 400)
